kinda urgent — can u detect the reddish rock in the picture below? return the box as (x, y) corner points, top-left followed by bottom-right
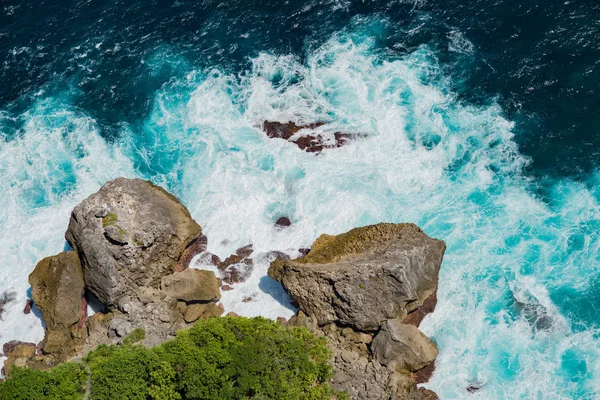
(77, 297), (88, 328)
(242, 296), (255, 303)
(298, 248), (311, 257)
(262, 121), (354, 153)
(226, 311), (239, 317)
(2, 340), (36, 357)
(275, 216), (292, 227)
(23, 299), (32, 314)
(266, 251), (291, 261)
(414, 361), (436, 384)
(221, 285), (234, 291)
(403, 291), (437, 327)
(174, 233), (208, 272)
(218, 245), (254, 284)
(276, 317), (287, 325)
(418, 388), (440, 400)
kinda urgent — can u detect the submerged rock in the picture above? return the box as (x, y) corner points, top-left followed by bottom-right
(218, 245), (254, 283)
(262, 121), (353, 153)
(269, 223), (445, 330)
(0, 291), (16, 321)
(65, 178), (201, 308)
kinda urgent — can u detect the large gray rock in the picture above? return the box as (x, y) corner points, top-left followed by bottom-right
(371, 319), (438, 373)
(65, 178), (201, 308)
(269, 223), (445, 331)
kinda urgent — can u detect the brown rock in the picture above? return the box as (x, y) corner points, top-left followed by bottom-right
(2, 343), (37, 376)
(23, 299), (32, 314)
(226, 311), (239, 317)
(161, 269), (220, 303)
(28, 251), (85, 330)
(174, 233), (208, 272)
(275, 217), (291, 227)
(415, 360), (436, 384)
(221, 285), (234, 291)
(183, 303), (208, 323)
(371, 319), (438, 373)
(2, 341), (36, 357)
(218, 245), (254, 284)
(403, 291), (437, 327)
(262, 121), (354, 153)
(269, 223), (446, 331)
(201, 303), (224, 319)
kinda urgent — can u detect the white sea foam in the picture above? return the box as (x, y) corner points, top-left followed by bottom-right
(1, 25), (599, 399)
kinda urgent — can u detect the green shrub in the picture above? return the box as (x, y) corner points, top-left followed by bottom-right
(0, 317), (341, 400)
(123, 327), (146, 345)
(0, 362), (86, 400)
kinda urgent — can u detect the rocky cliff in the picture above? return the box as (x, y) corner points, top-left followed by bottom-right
(3, 179), (446, 400)
(269, 223), (445, 400)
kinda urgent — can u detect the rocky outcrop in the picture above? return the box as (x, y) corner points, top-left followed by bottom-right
(28, 251), (86, 360)
(65, 178), (201, 309)
(5, 178), (223, 373)
(263, 121), (353, 153)
(270, 223), (445, 400)
(2, 342), (37, 376)
(29, 251), (85, 331)
(269, 223), (445, 331)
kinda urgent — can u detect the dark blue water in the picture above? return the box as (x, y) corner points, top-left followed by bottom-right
(2, 1), (600, 398)
(2, 0), (599, 178)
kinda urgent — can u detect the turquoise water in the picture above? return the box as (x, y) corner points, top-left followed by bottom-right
(2, 2), (600, 398)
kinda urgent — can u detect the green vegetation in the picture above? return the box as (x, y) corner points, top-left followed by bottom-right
(0, 317), (342, 400)
(101, 213), (118, 228)
(122, 327), (146, 345)
(0, 363), (86, 400)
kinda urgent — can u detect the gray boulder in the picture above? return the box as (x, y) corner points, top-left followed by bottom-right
(65, 178), (201, 308)
(269, 223), (445, 331)
(371, 319), (438, 373)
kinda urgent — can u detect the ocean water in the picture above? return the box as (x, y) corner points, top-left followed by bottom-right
(1, 1), (600, 398)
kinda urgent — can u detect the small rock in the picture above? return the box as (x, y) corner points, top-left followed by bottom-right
(242, 296), (254, 303)
(109, 318), (133, 338)
(221, 285), (234, 291)
(371, 319), (438, 373)
(275, 217), (291, 227)
(161, 269), (221, 303)
(201, 303), (224, 318)
(184, 303), (208, 323)
(298, 248), (311, 256)
(3, 341), (36, 357)
(276, 317), (287, 324)
(23, 299), (32, 314)
(341, 350), (359, 363)
(226, 311), (239, 317)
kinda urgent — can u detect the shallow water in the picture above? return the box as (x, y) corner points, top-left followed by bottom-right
(1, 1), (600, 398)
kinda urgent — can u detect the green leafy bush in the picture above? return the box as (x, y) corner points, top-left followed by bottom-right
(0, 362), (86, 400)
(0, 317), (341, 400)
